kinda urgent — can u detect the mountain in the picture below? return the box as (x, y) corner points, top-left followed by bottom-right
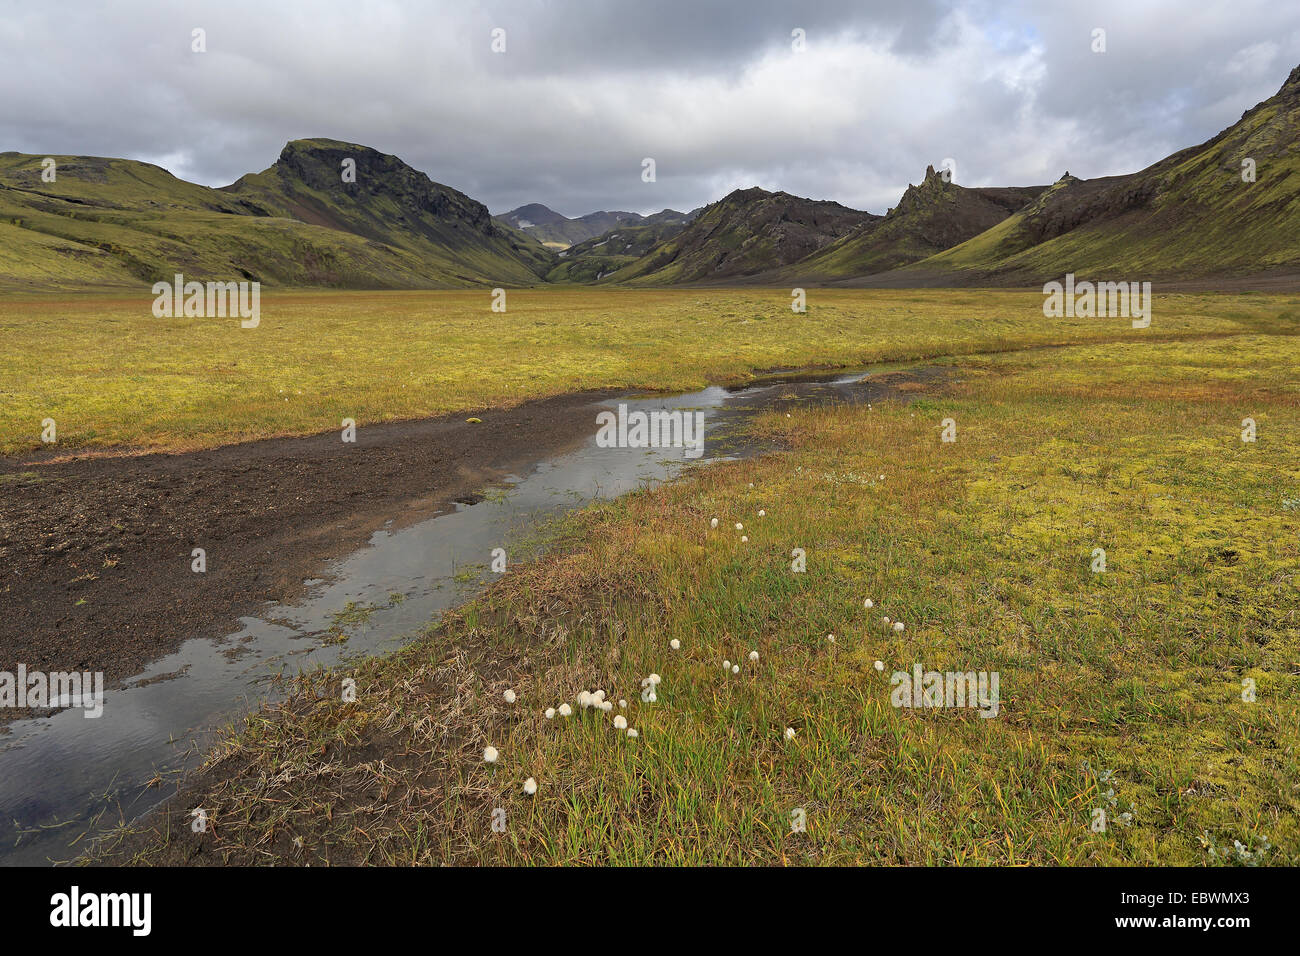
(224, 139), (553, 281)
(767, 167), (1045, 283)
(861, 65), (1300, 286)
(494, 203), (588, 247)
(494, 204), (698, 248)
(0, 138), (551, 290)
(643, 207), (705, 226)
(3, 63), (1297, 293)
(605, 188), (879, 284)
(545, 219), (696, 282)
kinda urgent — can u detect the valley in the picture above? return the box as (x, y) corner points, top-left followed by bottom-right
(3, 41), (1298, 874)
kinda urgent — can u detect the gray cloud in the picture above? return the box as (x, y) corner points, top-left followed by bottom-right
(1, 0), (1297, 217)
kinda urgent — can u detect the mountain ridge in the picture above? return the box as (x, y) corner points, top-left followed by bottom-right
(844, 63), (1300, 286)
(2, 62), (1298, 292)
(494, 203), (699, 248)
(761, 166), (1047, 284)
(602, 187), (880, 285)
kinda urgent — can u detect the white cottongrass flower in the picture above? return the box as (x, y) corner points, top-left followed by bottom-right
(670, 639), (681, 650)
(614, 715), (628, 730)
(601, 700), (613, 712)
(784, 727), (796, 740)
(544, 707), (556, 719)
(758, 509), (766, 517)
(731, 664), (740, 674)
(646, 691), (657, 703)
(627, 729), (639, 738)
(893, 621), (905, 632)
(882, 616), (891, 625)
(593, 689), (606, 703)
(483, 746), (499, 764)
(827, 634), (836, 644)
(503, 689), (516, 704)
(577, 691), (592, 709)
(863, 598), (874, 609)
(619, 699), (627, 708)
(722, 659), (731, 670)
(741, 535), (748, 543)
(874, 660), (885, 671)
(558, 703), (572, 717)
(647, 674), (661, 686)
(523, 777), (537, 795)
(748, 650), (759, 662)
(878, 474), (885, 481)
(748, 482), (754, 489)
(735, 522), (743, 530)
(710, 517), (718, 528)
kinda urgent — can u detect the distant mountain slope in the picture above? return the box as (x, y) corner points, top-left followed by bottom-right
(606, 188), (879, 284)
(495, 203), (697, 248)
(864, 65), (1300, 286)
(768, 167), (1045, 283)
(494, 203), (590, 246)
(544, 219), (694, 282)
(0, 139), (551, 290)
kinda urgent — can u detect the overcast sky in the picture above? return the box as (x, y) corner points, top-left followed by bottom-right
(2, 1), (1298, 217)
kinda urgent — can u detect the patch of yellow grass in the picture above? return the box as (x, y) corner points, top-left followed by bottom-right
(3, 288), (1290, 455)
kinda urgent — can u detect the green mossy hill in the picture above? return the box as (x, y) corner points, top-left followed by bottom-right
(0, 139), (552, 291)
(223, 138), (553, 282)
(881, 65), (1300, 285)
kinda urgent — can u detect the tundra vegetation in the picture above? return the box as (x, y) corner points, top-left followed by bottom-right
(72, 288), (1299, 866)
(0, 287), (1283, 455)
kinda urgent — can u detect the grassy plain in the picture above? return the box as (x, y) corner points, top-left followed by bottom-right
(1, 288), (1293, 456)
(92, 292), (1300, 866)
